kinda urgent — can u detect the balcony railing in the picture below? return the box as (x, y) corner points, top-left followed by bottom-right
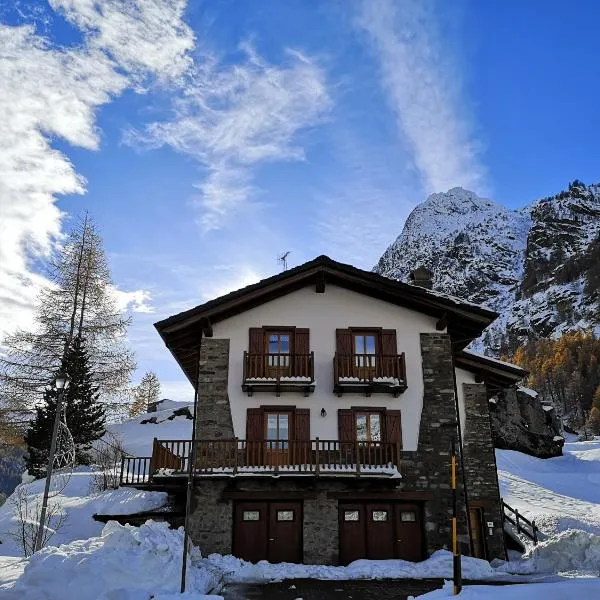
(146, 438), (400, 478)
(333, 353), (407, 396)
(242, 352), (315, 396)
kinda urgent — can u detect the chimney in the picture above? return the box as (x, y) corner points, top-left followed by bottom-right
(409, 266), (433, 290)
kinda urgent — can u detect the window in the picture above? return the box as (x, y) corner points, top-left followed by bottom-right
(266, 332), (290, 367)
(344, 510), (359, 521)
(354, 333), (377, 368)
(277, 510), (294, 521)
(355, 412), (382, 442)
(400, 511), (416, 522)
(243, 511), (260, 521)
(372, 510), (388, 522)
(265, 412), (290, 449)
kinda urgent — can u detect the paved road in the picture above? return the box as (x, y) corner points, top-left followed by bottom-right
(222, 578), (445, 600)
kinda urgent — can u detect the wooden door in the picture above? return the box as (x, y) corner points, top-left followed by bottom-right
(268, 502), (302, 563)
(353, 332), (377, 380)
(265, 331), (292, 379)
(366, 503), (395, 559)
(339, 503), (366, 565)
(233, 502), (268, 562)
(469, 508), (486, 559)
(264, 411), (292, 466)
(394, 504), (424, 561)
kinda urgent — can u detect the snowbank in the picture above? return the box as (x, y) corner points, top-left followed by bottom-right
(2, 521), (223, 600)
(501, 529), (600, 576)
(205, 549), (498, 583)
(0, 467), (167, 556)
(411, 578), (600, 599)
(107, 401), (192, 457)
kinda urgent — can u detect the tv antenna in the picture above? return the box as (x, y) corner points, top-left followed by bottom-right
(278, 251), (291, 272)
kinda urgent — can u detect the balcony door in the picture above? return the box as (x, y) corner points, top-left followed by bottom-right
(353, 332), (377, 380)
(265, 411), (292, 466)
(266, 331), (291, 378)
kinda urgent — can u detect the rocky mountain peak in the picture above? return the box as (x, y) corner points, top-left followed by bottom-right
(375, 180), (600, 353)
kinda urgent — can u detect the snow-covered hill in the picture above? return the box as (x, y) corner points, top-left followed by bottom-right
(374, 181), (600, 352)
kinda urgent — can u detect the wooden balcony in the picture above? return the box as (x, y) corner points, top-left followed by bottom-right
(242, 352), (315, 396)
(144, 438), (400, 478)
(333, 353), (407, 397)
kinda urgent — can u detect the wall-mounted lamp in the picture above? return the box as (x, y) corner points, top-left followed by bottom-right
(320, 408), (327, 418)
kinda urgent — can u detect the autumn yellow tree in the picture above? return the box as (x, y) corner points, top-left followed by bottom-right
(510, 330), (600, 428)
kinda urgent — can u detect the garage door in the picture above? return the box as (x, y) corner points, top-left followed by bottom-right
(339, 502), (424, 564)
(233, 501), (302, 563)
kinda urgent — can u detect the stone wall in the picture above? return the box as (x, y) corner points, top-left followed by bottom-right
(417, 333), (469, 554)
(490, 386), (563, 458)
(462, 383), (506, 561)
(196, 338), (234, 439)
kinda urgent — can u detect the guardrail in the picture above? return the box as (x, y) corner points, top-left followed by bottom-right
(502, 499), (539, 545)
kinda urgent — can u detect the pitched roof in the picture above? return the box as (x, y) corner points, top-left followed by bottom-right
(155, 255), (499, 383)
(455, 350), (528, 394)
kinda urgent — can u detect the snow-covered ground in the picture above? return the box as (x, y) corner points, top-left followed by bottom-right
(497, 438), (600, 536)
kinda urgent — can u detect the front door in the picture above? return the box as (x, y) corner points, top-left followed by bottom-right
(394, 504), (424, 561)
(339, 502), (425, 564)
(234, 501), (302, 563)
(265, 411), (292, 466)
(469, 508), (486, 559)
(266, 331), (291, 378)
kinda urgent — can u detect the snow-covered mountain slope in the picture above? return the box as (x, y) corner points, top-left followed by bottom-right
(374, 181), (600, 352)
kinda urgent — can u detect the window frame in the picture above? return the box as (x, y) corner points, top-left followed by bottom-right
(264, 410), (293, 449)
(354, 410), (384, 442)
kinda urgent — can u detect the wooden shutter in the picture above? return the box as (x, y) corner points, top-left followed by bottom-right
(385, 410), (402, 449)
(295, 328), (310, 377)
(248, 328), (264, 378)
(381, 329), (397, 378)
(246, 408), (264, 441)
(336, 329), (353, 379)
(294, 409), (310, 440)
(338, 409), (355, 442)
(381, 329), (397, 354)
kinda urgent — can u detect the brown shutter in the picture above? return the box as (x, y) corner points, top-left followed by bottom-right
(336, 329), (353, 379)
(246, 408), (264, 441)
(248, 328), (264, 378)
(295, 328), (310, 377)
(385, 410), (402, 449)
(338, 409), (355, 442)
(381, 329), (397, 378)
(294, 409), (310, 440)
(381, 329), (397, 355)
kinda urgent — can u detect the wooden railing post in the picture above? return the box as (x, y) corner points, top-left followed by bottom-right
(243, 351), (248, 381)
(532, 520), (538, 545)
(355, 440), (361, 475)
(233, 438), (239, 474)
(514, 508), (521, 534)
(119, 456), (126, 486)
(315, 437), (320, 476)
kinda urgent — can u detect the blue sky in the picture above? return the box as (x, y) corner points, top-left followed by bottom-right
(2, 0), (599, 401)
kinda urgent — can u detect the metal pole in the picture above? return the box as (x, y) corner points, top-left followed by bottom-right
(180, 335), (203, 593)
(34, 387), (65, 553)
(451, 436), (462, 595)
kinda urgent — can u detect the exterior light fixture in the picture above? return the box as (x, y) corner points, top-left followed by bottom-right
(54, 372), (70, 390)
(320, 408), (327, 417)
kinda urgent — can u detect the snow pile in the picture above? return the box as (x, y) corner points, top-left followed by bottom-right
(107, 400), (193, 458)
(206, 549), (497, 583)
(497, 439), (600, 536)
(411, 578), (600, 599)
(0, 467), (167, 556)
(502, 529), (600, 576)
(2, 521), (223, 600)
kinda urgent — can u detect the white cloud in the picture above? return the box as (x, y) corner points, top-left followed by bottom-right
(112, 288), (154, 314)
(128, 44), (331, 230)
(356, 0), (486, 194)
(49, 0), (194, 83)
(0, 2), (194, 340)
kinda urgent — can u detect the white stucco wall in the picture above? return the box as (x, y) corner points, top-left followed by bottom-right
(211, 284), (445, 451)
(455, 367), (478, 440)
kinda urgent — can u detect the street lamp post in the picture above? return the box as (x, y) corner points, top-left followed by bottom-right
(34, 371), (71, 553)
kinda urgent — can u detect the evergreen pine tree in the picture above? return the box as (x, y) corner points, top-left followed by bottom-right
(25, 338), (106, 477)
